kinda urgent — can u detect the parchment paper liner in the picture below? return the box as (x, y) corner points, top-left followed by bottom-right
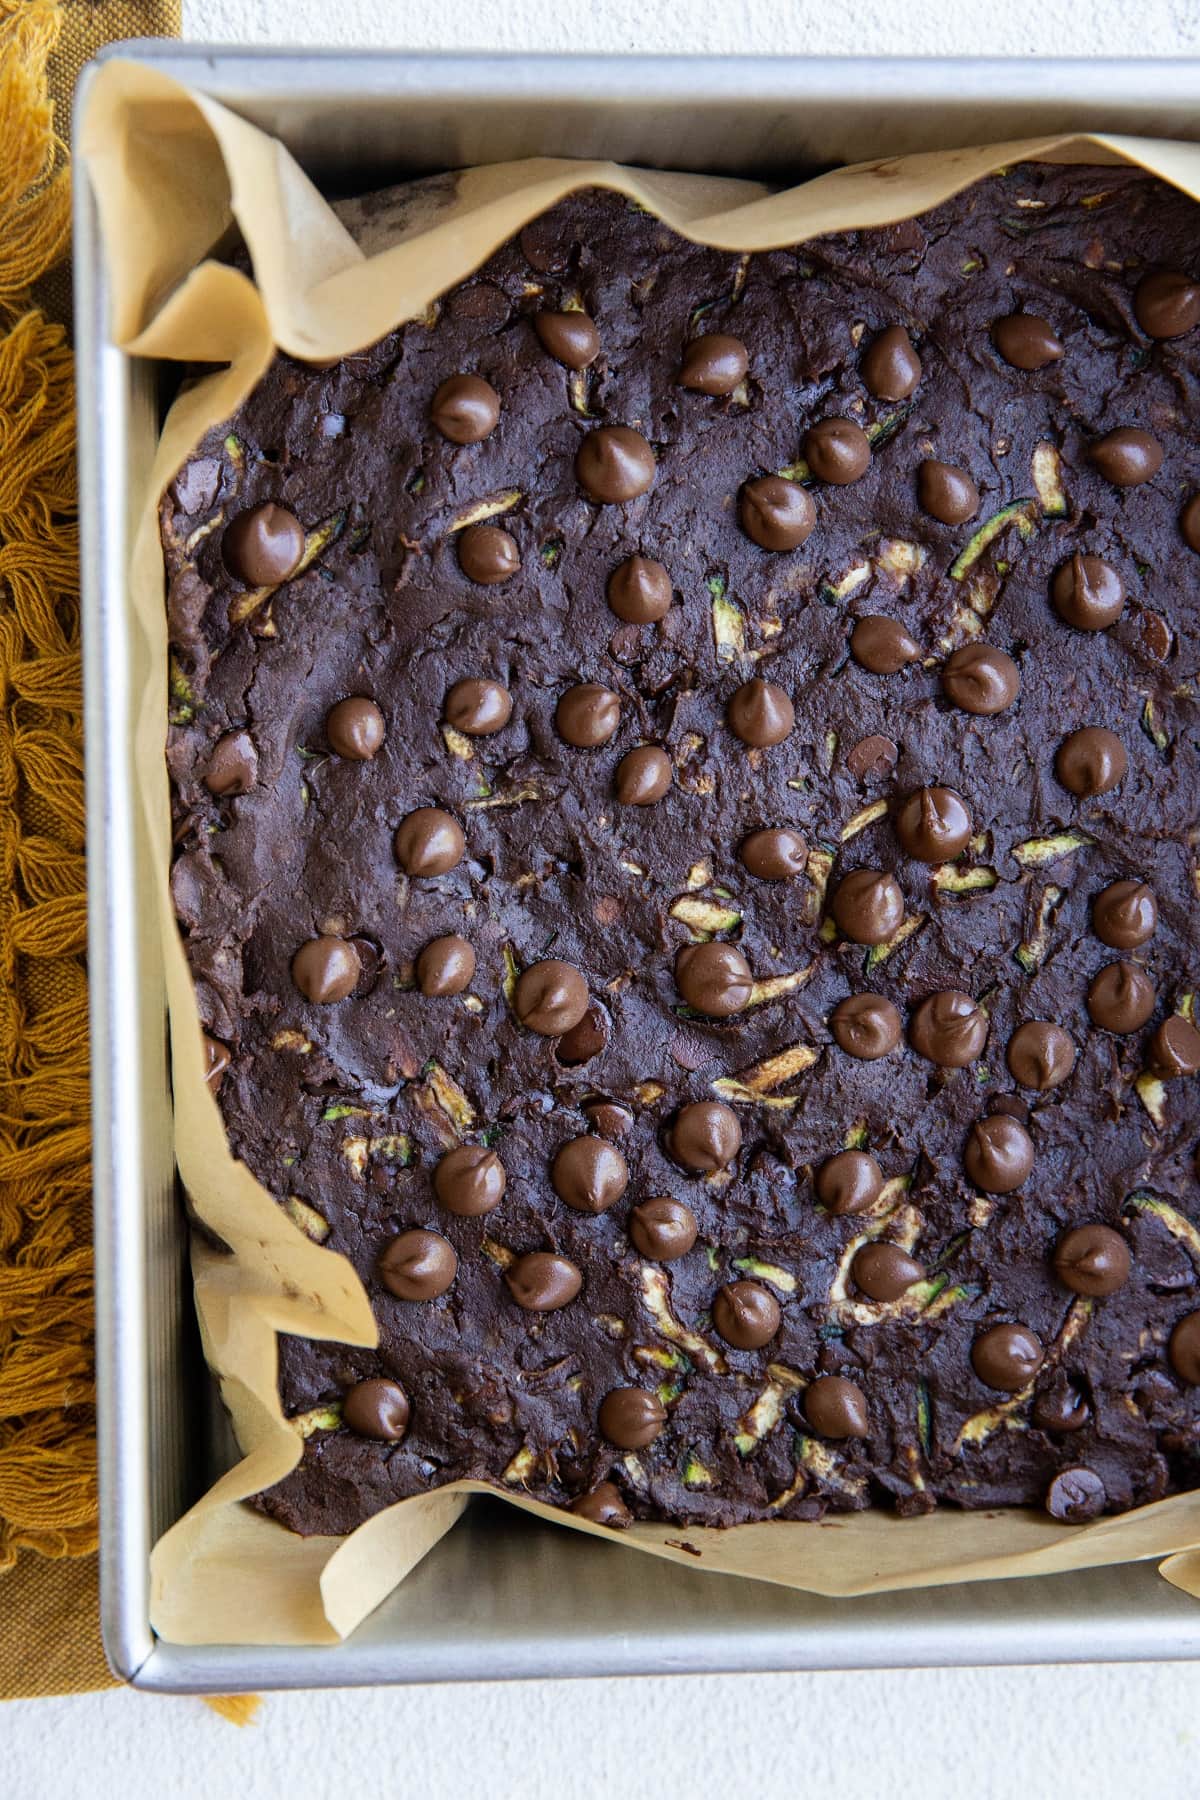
(77, 57), (1200, 1646)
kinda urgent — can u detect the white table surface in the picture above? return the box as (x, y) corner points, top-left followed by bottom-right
(9, 3), (1199, 1793)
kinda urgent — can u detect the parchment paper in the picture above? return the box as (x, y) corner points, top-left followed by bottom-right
(76, 56), (1200, 1646)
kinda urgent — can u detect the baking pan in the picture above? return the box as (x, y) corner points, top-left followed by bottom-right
(76, 45), (1200, 1691)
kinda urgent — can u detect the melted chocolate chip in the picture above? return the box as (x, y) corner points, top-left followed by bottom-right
(941, 643), (1020, 714)
(1032, 1380), (1090, 1435)
(726, 677), (794, 747)
(343, 1378), (411, 1440)
(431, 373), (501, 444)
(554, 1001), (610, 1066)
(1087, 961), (1157, 1033)
(964, 1114), (1034, 1192)
(551, 1135), (629, 1214)
(584, 1100), (633, 1140)
(804, 417), (871, 485)
(326, 698), (385, 760)
(1051, 554), (1125, 630)
(804, 1375), (869, 1439)
(615, 744), (672, 805)
(607, 555), (672, 622)
(1169, 1311), (1200, 1383)
(1006, 1020), (1076, 1091)
(739, 827), (807, 880)
(1092, 880), (1157, 950)
(713, 1280), (781, 1349)
(291, 935), (361, 1004)
(971, 1322), (1044, 1391)
(1054, 1224), (1131, 1298)
(1044, 1466), (1107, 1524)
(992, 313), (1064, 370)
(556, 682), (621, 747)
(514, 960), (590, 1035)
(569, 1482), (631, 1527)
(908, 991), (988, 1067)
(378, 1228), (458, 1301)
(445, 677), (513, 735)
(861, 324), (922, 400)
(1088, 428), (1163, 487)
(416, 934), (475, 997)
(1134, 269), (1200, 340)
(668, 1101), (741, 1172)
(1148, 1015), (1200, 1078)
(850, 615), (920, 673)
(223, 503), (304, 587)
(1181, 493), (1200, 553)
(394, 807), (465, 876)
(830, 993), (902, 1059)
(458, 523), (520, 585)
(895, 787), (972, 862)
(852, 1241), (925, 1302)
(505, 1251), (582, 1311)
(1055, 727), (1127, 797)
(739, 476), (816, 550)
(628, 1196), (698, 1262)
(830, 870), (905, 945)
(917, 459), (979, 525)
(203, 729), (258, 795)
(675, 941), (753, 1018)
(678, 333), (749, 395)
(845, 734), (898, 782)
(815, 1149), (883, 1215)
(534, 310), (600, 368)
(576, 426), (656, 502)
(599, 1387), (667, 1448)
(434, 1144), (506, 1217)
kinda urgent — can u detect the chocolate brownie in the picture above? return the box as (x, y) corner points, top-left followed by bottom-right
(161, 164), (1200, 1538)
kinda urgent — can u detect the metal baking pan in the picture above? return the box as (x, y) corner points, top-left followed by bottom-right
(76, 45), (1200, 1691)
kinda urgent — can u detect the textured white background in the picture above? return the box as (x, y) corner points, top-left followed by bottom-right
(9, 3), (1200, 1794)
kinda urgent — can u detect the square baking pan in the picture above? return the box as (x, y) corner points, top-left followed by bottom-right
(76, 44), (1200, 1691)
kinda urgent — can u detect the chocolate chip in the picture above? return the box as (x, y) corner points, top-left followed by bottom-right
(1088, 428), (1163, 487)
(1092, 880), (1157, 950)
(394, 807), (465, 876)
(1006, 1020), (1076, 1091)
(1051, 554), (1125, 630)
(909, 991), (988, 1067)
(675, 941), (753, 1018)
(964, 1114), (1034, 1193)
(1134, 269), (1200, 340)
(991, 314), (1064, 370)
(555, 1001), (610, 1067)
(1045, 1467), (1106, 1523)
(599, 1387), (666, 1448)
(378, 1227), (458, 1301)
(1054, 727), (1127, 797)
(458, 523), (520, 585)
(941, 644), (1020, 715)
(804, 1375), (869, 1439)
(678, 333), (749, 395)
(416, 934), (475, 997)
(223, 503), (305, 587)
(551, 1135), (629, 1214)
(534, 310), (600, 369)
(1148, 1015), (1200, 1079)
(505, 1251), (582, 1311)
(326, 697), (385, 760)
(445, 677), (513, 735)
(895, 786), (972, 862)
(628, 1196), (698, 1262)
(171, 457), (220, 515)
(845, 734), (898, 782)
(851, 1241), (925, 1302)
(1181, 493), (1200, 553)
(1032, 1380), (1090, 1435)
(584, 1100), (634, 1140)
(514, 959), (590, 1035)
(739, 475), (815, 550)
(726, 677), (794, 747)
(830, 993), (902, 1059)
(1168, 1310), (1200, 1383)
(203, 729), (258, 795)
(575, 426), (656, 502)
(804, 417), (871, 485)
(917, 459), (979, 525)
(713, 1280), (781, 1349)
(849, 615), (920, 673)
(569, 1482), (631, 1527)
(607, 555), (672, 622)
(815, 1149), (883, 1215)
(1053, 1223), (1131, 1298)
(434, 1144), (505, 1217)
(830, 869), (905, 944)
(668, 1101), (741, 1172)
(1087, 961), (1156, 1033)
(291, 935), (361, 1004)
(861, 324), (922, 399)
(343, 1377), (411, 1440)
(971, 1322), (1044, 1390)
(556, 682), (620, 747)
(614, 745), (672, 805)
(431, 373), (501, 444)
(203, 1033), (230, 1093)
(739, 827), (807, 880)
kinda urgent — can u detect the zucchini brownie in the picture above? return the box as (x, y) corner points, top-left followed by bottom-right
(162, 164), (1200, 1535)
